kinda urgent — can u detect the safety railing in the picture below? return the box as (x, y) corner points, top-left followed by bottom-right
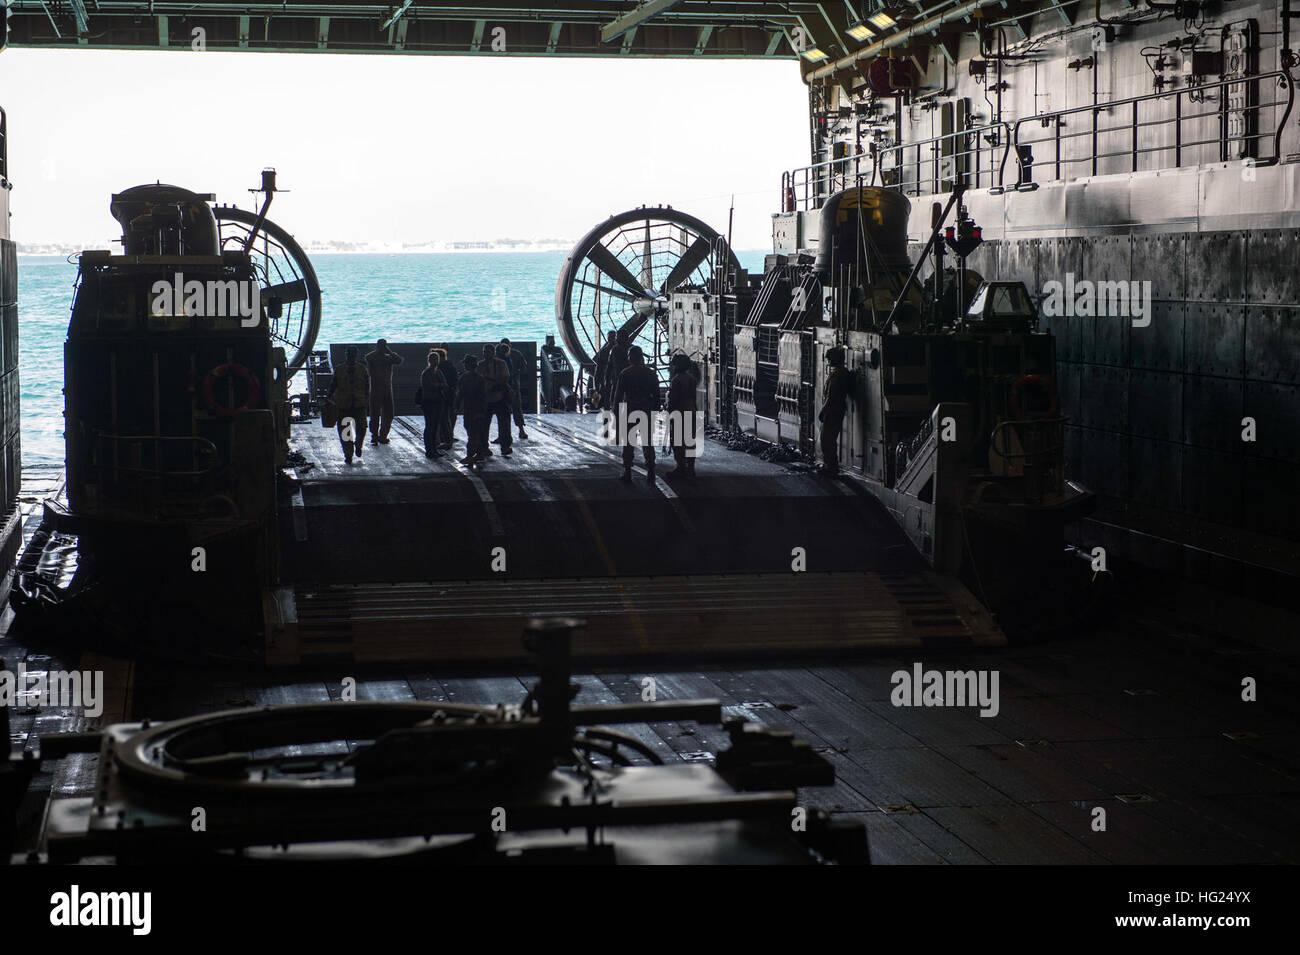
(1011, 70), (1293, 182)
(988, 417), (1066, 504)
(782, 69), (1294, 212)
(782, 120), (1012, 210)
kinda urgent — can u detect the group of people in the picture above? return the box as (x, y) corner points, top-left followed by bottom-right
(325, 339), (402, 464)
(593, 329), (629, 410)
(607, 341), (853, 481)
(326, 338), (528, 466)
(325, 334), (851, 478)
(417, 339), (529, 465)
(609, 345), (700, 484)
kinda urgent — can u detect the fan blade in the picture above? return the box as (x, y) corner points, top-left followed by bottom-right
(662, 235), (712, 294)
(585, 242), (648, 299)
(262, 278), (308, 304)
(616, 310), (652, 344)
(640, 220), (654, 291)
(574, 277), (636, 303)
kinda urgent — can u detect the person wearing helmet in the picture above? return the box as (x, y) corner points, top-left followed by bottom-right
(818, 346), (852, 477)
(613, 345), (661, 484)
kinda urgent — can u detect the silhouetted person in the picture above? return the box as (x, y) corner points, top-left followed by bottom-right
(365, 338), (404, 445)
(595, 330), (617, 408)
(666, 353), (698, 481)
(456, 354), (488, 465)
(418, 350), (448, 458)
(614, 345), (661, 484)
(609, 330), (630, 403)
(818, 347), (852, 476)
(501, 337), (529, 440)
(481, 343), (512, 457)
(328, 346), (370, 465)
(436, 348), (457, 449)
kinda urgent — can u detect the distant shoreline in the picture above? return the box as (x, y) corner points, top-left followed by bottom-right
(17, 246), (576, 257)
(18, 246), (768, 258)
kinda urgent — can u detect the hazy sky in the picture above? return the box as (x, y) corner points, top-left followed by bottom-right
(0, 48), (808, 249)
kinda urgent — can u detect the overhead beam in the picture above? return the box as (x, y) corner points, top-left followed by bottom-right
(601, 0), (685, 44)
(936, 30), (960, 66)
(67, 0), (89, 35)
(380, 0), (413, 31)
(694, 24), (712, 54)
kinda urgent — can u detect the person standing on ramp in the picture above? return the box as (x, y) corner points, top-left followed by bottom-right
(328, 346), (370, 465)
(418, 350), (448, 458)
(818, 346), (853, 477)
(365, 338), (404, 445)
(614, 345), (661, 485)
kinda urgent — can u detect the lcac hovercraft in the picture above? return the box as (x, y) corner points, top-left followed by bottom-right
(14, 171), (321, 658)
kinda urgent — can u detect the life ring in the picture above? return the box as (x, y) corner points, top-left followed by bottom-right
(1009, 374), (1059, 420)
(202, 362), (261, 418)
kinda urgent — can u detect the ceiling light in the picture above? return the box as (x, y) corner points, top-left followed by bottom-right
(846, 21), (875, 41)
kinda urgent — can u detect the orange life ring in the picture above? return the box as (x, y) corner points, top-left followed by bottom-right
(202, 362), (261, 418)
(1009, 373), (1059, 420)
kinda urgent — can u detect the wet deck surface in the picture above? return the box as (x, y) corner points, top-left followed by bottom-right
(283, 413), (923, 581)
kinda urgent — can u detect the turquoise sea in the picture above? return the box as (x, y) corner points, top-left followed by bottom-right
(17, 250), (766, 472)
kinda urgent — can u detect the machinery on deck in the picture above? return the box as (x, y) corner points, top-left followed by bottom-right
(555, 205), (740, 402)
(11, 172), (322, 654)
(14, 619), (866, 865)
(650, 181), (1097, 628)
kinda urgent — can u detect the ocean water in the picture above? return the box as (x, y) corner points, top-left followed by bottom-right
(17, 250), (766, 472)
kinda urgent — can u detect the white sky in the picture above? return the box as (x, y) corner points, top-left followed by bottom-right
(0, 48), (808, 249)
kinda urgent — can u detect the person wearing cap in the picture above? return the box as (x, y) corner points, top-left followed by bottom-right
(364, 338), (404, 445)
(481, 343), (513, 457)
(613, 345), (661, 484)
(818, 347), (853, 476)
(500, 337), (530, 441)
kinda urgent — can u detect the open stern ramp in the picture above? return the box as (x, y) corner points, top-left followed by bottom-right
(275, 413), (1002, 662)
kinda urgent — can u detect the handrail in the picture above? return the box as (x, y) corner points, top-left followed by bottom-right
(988, 417), (1066, 462)
(1009, 69), (1293, 180)
(783, 69), (1294, 212)
(94, 433), (221, 479)
(782, 119), (1013, 210)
